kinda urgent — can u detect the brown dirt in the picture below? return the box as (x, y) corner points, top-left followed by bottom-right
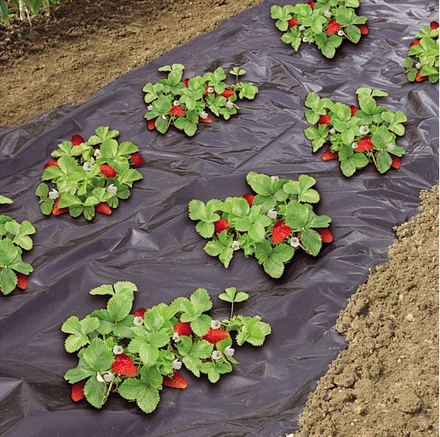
(0, 1), (438, 436)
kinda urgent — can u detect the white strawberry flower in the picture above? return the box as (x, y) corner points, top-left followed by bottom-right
(83, 162), (93, 172)
(290, 237), (300, 248)
(199, 111), (209, 119)
(48, 188), (59, 200)
(302, 36), (309, 42)
(225, 101), (234, 109)
(359, 125), (369, 135)
(211, 320), (221, 329)
(147, 104), (153, 111)
(106, 184), (118, 196)
(267, 208), (278, 220)
(113, 345), (124, 355)
(329, 128), (336, 135)
(223, 346), (235, 357)
(351, 142), (358, 149)
(324, 10), (331, 18)
(171, 359), (182, 370)
(298, 25), (305, 31)
(206, 86), (214, 93)
(271, 175), (279, 182)
(337, 30), (344, 36)
(211, 350), (223, 360)
(96, 373), (105, 383)
(415, 62), (421, 69)
(173, 100), (180, 106)
(173, 332), (181, 342)
(103, 372), (115, 383)
(161, 114), (167, 120)
(232, 240), (240, 251)
(133, 316), (143, 326)
(94, 148), (102, 159)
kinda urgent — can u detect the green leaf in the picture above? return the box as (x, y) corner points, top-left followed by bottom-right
(84, 375), (107, 409)
(340, 153), (370, 177)
(235, 315), (271, 346)
(218, 286), (249, 303)
(376, 150), (392, 174)
(107, 294), (133, 322)
(82, 338), (114, 372)
(61, 315), (100, 353)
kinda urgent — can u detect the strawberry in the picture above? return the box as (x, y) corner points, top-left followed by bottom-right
(147, 119), (156, 130)
(318, 114), (331, 125)
(71, 380), (86, 402)
(111, 353), (137, 376)
(409, 39), (420, 47)
(316, 227), (333, 243)
(327, 19), (341, 35)
(271, 220), (292, 244)
(221, 89), (235, 98)
(174, 321), (193, 336)
(163, 371), (187, 389)
(170, 105), (185, 117)
(130, 153), (144, 167)
(71, 135), (85, 146)
(415, 70), (428, 82)
(357, 24), (369, 35)
(288, 17), (298, 27)
(44, 158), (58, 168)
(199, 114), (213, 123)
(243, 193), (254, 207)
(203, 328), (229, 344)
(307, 1), (315, 9)
(99, 164), (117, 178)
(182, 78), (190, 87)
(214, 218), (229, 233)
(16, 272), (28, 290)
(134, 307), (146, 318)
(391, 155), (401, 169)
(350, 105), (359, 116)
(95, 202), (112, 215)
(430, 21), (439, 30)
(356, 136), (374, 152)
(52, 198), (69, 216)
(321, 147), (338, 161)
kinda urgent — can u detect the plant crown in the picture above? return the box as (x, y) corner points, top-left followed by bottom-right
(35, 127), (143, 221)
(271, 0), (368, 59)
(404, 21), (439, 83)
(0, 195), (35, 295)
(188, 172), (332, 279)
(304, 87), (407, 177)
(143, 64), (259, 136)
(62, 281), (271, 413)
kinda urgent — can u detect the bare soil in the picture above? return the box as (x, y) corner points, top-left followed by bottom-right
(0, 1), (438, 436)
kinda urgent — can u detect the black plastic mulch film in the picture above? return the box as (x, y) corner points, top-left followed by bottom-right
(0, 0), (438, 436)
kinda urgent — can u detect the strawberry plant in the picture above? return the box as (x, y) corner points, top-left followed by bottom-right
(0, 195), (35, 295)
(188, 172), (332, 279)
(62, 281), (271, 413)
(271, 0), (368, 59)
(143, 63), (259, 136)
(35, 127), (144, 221)
(0, 0), (67, 26)
(304, 87), (407, 177)
(404, 21), (439, 83)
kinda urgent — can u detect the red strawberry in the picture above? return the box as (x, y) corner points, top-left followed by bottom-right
(203, 328), (229, 344)
(174, 321), (193, 336)
(163, 371), (187, 389)
(357, 24), (369, 35)
(16, 272), (28, 290)
(321, 147), (339, 161)
(111, 354), (137, 376)
(318, 114), (331, 125)
(182, 78), (190, 87)
(288, 17), (298, 27)
(415, 70), (428, 82)
(307, 1), (315, 9)
(95, 202), (112, 215)
(52, 198), (69, 216)
(170, 105), (185, 117)
(409, 39), (420, 47)
(71, 380), (86, 402)
(147, 119), (156, 131)
(214, 218), (229, 233)
(271, 220), (292, 244)
(130, 153), (144, 167)
(221, 89), (235, 98)
(44, 158), (58, 168)
(391, 155), (401, 169)
(350, 105), (359, 116)
(71, 135), (85, 146)
(316, 227), (333, 243)
(134, 307), (146, 318)
(99, 164), (117, 178)
(356, 136), (374, 152)
(243, 193), (254, 207)
(199, 115), (213, 123)
(430, 21), (439, 30)
(327, 19), (341, 35)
